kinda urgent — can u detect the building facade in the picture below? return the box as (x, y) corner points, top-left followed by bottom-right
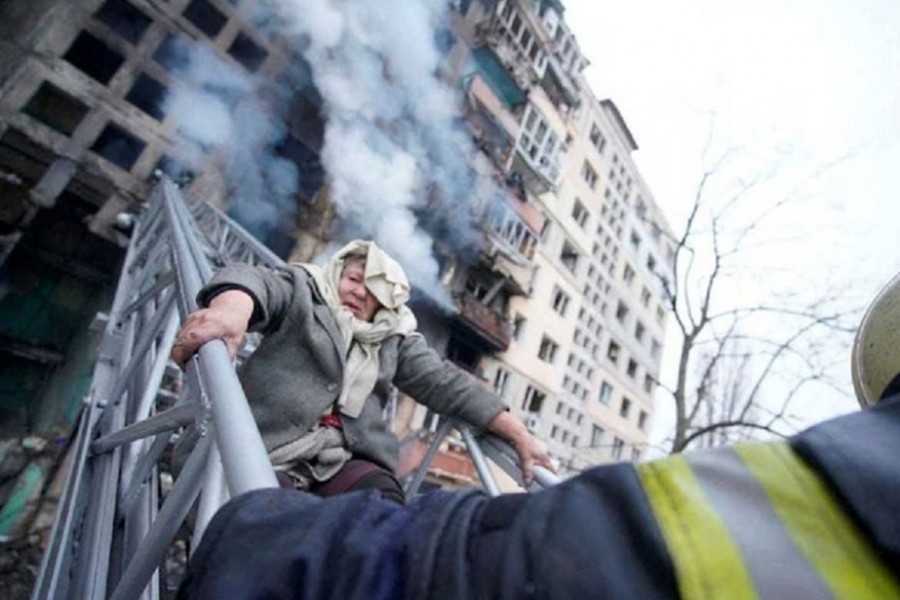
(0, 0), (673, 498)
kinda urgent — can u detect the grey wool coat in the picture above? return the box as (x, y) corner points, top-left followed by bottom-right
(198, 264), (508, 473)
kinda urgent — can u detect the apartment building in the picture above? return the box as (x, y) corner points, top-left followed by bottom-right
(444, 0), (675, 475)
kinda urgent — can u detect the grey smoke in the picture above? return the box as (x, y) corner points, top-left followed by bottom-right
(163, 42), (298, 242)
(164, 0), (501, 300)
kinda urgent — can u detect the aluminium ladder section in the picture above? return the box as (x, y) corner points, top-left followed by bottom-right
(33, 176), (558, 599)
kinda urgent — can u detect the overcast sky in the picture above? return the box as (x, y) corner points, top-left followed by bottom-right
(561, 0), (900, 444)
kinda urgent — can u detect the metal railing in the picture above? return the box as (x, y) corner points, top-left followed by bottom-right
(32, 176), (558, 599)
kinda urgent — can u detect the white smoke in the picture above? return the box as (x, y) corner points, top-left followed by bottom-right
(162, 42), (298, 242)
(163, 0), (495, 300)
(265, 0), (484, 299)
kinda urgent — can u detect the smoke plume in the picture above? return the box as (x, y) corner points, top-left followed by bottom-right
(163, 0), (496, 299)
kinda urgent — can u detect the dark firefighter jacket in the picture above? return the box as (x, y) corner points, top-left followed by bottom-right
(178, 395), (900, 600)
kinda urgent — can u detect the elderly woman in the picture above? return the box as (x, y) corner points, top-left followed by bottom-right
(172, 240), (551, 503)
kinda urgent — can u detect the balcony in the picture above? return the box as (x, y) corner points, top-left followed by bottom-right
(452, 290), (511, 351)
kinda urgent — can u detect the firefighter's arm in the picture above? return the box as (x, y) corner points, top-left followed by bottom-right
(171, 289), (255, 368)
(486, 411), (554, 485)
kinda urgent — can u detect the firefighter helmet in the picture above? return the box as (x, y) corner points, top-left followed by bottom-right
(852, 271), (900, 406)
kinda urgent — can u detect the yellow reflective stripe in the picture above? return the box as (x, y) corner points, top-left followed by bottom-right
(735, 441), (900, 599)
(637, 457), (757, 600)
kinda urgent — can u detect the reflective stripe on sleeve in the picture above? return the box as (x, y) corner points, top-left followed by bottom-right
(638, 456), (756, 600)
(639, 442), (900, 600)
(735, 441), (900, 599)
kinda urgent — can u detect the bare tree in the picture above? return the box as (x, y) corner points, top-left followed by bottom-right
(654, 131), (859, 454)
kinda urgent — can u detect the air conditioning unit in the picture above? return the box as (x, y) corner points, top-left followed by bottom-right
(525, 413), (542, 433)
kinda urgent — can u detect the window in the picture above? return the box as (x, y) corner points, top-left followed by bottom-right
(647, 254), (657, 273)
(560, 240), (579, 274)
(523, 386), (546, 413)
(620, 397), (632, 418)
(615, 301), (629, 324)
(626, 359), (638, 379)
(493, 367), (509, 396)
(538, 336), (559, 363)
(228, 31), (269, 72)
(631, 448), (642, 462)
(635, 321), (645, 342)
(518, 105), (560, 176)
(551, 425), (559, 439)
(656, 306), (666, 325)
(512, 314), (526, 341)
(90, 123), (146, 170)
(612, 437), (624, 460)
(63, 32), (124, 84)
(581, 160), (598, 189)
(599, 381), (613, 405)
(630, 230), (641, 249)
(571, 198), (588, 229)
(640, 286), (652, 307)
(23, 82), (89, 135)
(183, 0), (228, 37)
(643, 374), (654, 394)
(551, 286), (570, 316)
(650, 339), (662, 359)
(589, 124), (606, 154)
(623, 263), (635, 286)
(125, 73), (167, 120)
(638, 410), (648, 431)
(95, 0), (152, 44)
(607, 340), (620, 364)
(591, 425), (605, 447)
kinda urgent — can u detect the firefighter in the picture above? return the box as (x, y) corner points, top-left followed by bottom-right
(178, 272), (900, 599)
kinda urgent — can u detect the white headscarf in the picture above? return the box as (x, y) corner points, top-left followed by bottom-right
(297, 240), (417, 418)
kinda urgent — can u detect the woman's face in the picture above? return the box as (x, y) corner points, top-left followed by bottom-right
(338, 260), (381, 322)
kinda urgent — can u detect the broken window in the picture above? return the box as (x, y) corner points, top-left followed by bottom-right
(23, 82), (89, 136)
(228, 31), (268, 72)
(183, 0), (228, 38)
(125, 73), (167, 120)
(95, 0), (152, 44)
(63, 31), (124, 84)
(91, 123), (146, 171)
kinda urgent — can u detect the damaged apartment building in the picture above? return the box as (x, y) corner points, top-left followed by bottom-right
(0, 0), (674, 543)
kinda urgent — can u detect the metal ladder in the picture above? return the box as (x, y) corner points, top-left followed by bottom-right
(32, 176), (558, 599)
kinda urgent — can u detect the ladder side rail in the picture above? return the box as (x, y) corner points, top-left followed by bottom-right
(119, 296), (176, 484)
(73, 311), (137, 599)
(30, 404), (99, 600)
(161, 179), (278, 494)
(474, 433), (562, 490)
